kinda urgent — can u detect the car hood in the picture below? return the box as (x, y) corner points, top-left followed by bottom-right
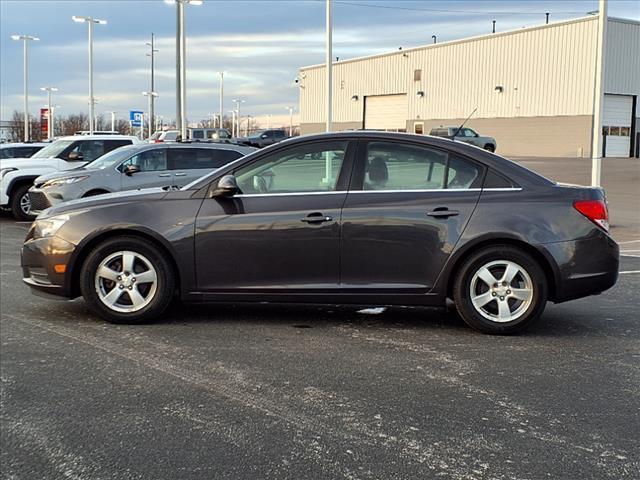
(40, 187), (170, 218)
(35, 168), (91, 185)
(0, 157), (88, 171)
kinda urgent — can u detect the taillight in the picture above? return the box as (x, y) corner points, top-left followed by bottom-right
(573, 199), (609, 232)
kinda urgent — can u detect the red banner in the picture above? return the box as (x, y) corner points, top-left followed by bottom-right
(40, 108), (49, 135)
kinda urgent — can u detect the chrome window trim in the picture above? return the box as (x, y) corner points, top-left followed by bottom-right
(233, 187), (521, 198)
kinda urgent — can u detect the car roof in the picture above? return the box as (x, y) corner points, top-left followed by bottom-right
(0, 142), (48, 148)
(56, 134), (140, 141)
(127, 142), (255, 153)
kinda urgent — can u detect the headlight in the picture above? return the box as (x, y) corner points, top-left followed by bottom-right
(42, 176), (89, 188)
(0, 167), (17, 179)
(32, 215), (70, 239)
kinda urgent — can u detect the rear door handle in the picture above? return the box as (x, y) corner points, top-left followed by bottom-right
(426, 208), (459, 218)
(301, 212), (333, 224)
(174, 172), (187, 177)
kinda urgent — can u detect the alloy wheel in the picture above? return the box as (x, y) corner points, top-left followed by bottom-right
(94, 250), (158, 313)
(469, 260), (534, 323)
(20, 192), (31, 216)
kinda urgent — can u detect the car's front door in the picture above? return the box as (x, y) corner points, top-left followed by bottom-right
(340, 140), (484, 296)
(119, 148), (172, 191)
(194, 140), (354, 292)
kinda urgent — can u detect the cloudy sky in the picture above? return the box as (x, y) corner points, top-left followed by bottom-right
(1, 0), (638, 126)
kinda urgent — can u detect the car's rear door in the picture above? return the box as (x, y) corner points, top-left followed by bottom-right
(194, 139), (355, 292)
(119, 148), (172, 191)
(340, 139), (484, 295)
(171, 148), (244, 188)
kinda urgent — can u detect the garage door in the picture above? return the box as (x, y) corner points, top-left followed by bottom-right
(364, 94), (408, 131)
(603, 94), (633, 157)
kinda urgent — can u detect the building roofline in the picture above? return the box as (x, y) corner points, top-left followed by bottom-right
(301, 15), (635, 71)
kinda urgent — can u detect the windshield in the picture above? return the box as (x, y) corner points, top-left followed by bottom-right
(31, 139), (76, 159)
(85, 145), (139, 170)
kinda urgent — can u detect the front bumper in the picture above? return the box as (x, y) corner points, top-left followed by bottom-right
(541, 229), (619, 303)
(28, 187), (61, 215)
(21, 234), (77, 298)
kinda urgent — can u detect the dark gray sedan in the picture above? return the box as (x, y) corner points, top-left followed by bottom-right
(21, 132), (618, 334)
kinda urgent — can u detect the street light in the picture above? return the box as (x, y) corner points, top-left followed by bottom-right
(142, 92), (159, 139)
(146, 33), (159, 134)
(232, 99), (244, 138)
(165, 0), (204, 141)
(286, 105), (295, 137)
(40, 87), (58, 140)
(72, 16), (107, 135)
(11, 34), (39, 142)
(228, 110), (237, 137)
(105, 111), (117, 132)
(219, 72), (225, 131)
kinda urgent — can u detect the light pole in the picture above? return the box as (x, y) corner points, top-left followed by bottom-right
(105, 111), (117, 132)
(48, 105), (61, 137)
(219, 72), (225, 130)
(165, 0), (203, 141)
(228, 110), (236, 137)
(286, 105), (294, 136)
(232, 99), (244, 138)
(325, 0), (332, 132)
(146, 33), (159, 134)
(591, 0), (608, 186)
(266, 114), (272, 129)
(142, 92), (159, 139)
(11, 34), (39, 142)
(72, 16), (107, 135)
(245, 115), (251, 137)
(40, 86), (58, 140)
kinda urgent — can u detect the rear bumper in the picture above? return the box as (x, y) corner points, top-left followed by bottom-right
(541, 230), (619, 303)
(21, 235), (76, 298)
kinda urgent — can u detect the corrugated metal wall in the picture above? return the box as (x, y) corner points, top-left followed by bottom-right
(300, 17), (638, 125)
(605, 19), (640, 96)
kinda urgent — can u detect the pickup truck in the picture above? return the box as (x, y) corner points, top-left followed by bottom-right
(429, 126), (497, 152)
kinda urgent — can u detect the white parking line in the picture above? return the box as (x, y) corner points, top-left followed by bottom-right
(621, 254), (640, 258)
(619, 270), (640, 274)
(621, 249), (640, 253)
(618, 240), (640, 244)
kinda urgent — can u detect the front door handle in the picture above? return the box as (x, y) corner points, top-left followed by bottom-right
(427, 208), (459, 218)
(301, 212), (333, 224)
(158, 173), (171, 177)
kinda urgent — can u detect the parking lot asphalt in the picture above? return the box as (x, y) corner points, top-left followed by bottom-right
(1, 211), (639, 479)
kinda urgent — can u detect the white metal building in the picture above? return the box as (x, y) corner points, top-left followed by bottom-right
(298, 16), (640, 158)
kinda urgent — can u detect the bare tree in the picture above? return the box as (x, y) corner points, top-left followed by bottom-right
(8, 110), (42, 142)
(59, 113), (89, 136)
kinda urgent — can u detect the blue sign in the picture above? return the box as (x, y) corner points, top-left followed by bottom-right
(129, 110), (144, 127)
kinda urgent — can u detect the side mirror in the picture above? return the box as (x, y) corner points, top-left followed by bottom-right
(68, 151), (84, 161)
(474, 133), (479, 137)
(124, 164), (141, 176)
(212, 175), (239, 197)
(261, 134), (268, 139)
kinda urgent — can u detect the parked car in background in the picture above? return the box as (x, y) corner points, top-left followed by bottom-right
(429, 126), (497, 152)
(188, 128), (233, 143)
(21, 131), (618, 334)
(28, 143), (255, 214)
(74, 130), (120, 136)
(0, 142), (47, 159)
(0, 135), (140, 220)
(236, 129), (288, 148)
(149, 130), (180, 143)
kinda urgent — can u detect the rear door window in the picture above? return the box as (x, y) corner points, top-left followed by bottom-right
(104, 139), (133, 153)
(354, 141), (483, 191)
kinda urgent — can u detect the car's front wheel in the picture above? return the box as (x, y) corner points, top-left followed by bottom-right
(483, 144), (495, 152)
(80, 236), (175, 324)
(453, 245), (547, 334)
(10, 184), (36, 221)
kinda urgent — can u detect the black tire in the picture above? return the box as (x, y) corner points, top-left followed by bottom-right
(483, 144), (495, 152)
(10, 183), (36, 221)
(80, 236), (175, 324)
(452, 245), (547, 334)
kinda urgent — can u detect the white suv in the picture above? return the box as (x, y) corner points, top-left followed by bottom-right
(0, 134), (140, 220)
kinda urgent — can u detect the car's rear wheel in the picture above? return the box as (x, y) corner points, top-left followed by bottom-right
(10, 184), (37, 221)
(80, 236), (175, 324)
(452, 245), (547, 334)
(483, 144), (495, 152)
